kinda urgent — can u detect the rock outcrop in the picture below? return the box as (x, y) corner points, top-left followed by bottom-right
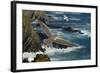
(63, 26), (83, 34)
(34, 54), (50, 62)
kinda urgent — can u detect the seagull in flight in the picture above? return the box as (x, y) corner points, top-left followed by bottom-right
(64, 15), (69, 22)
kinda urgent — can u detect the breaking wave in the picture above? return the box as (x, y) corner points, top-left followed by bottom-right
(23, 45), (84, 62)
(81, 30), (91, 37)
(44, 45), (84, 56)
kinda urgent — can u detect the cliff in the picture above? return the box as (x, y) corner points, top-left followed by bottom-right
(23, 10), (44, 52)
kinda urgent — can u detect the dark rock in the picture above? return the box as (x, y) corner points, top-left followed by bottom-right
(47, 24), (61, 28)
(30, 47), (45, 52)
(34, 54), (50, 62)
(52, 42), (68, 48)
(62, 26), (83, 34)
(23, 58), (28, 63)
(37, 32), (48, 42)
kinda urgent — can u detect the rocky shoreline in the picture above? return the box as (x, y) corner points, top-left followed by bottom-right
(23, 54), (50, 63)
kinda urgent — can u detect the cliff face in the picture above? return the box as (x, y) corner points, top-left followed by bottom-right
(22, 10), (52, 62)
(22, 10), (43, 52)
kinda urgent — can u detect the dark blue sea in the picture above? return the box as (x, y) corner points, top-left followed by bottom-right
(47, 30), (91, 61)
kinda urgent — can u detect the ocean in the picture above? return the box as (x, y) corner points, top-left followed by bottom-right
(45, 28), (91, 61)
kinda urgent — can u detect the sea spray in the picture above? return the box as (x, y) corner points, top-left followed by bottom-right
(22, 45), (84, 62)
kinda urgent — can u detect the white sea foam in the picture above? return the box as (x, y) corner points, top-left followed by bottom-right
(50, 58), (60, 61)
(23, 52), (36, 62)
(44, 45), (84, 56)
(23, 51), (45, 60)
(81, 30), (91, 37)
(23, 45), (83, 62)
(45, 45), (84, 61)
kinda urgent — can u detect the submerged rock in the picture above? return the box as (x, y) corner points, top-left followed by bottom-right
(34, 54), (50, 62)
